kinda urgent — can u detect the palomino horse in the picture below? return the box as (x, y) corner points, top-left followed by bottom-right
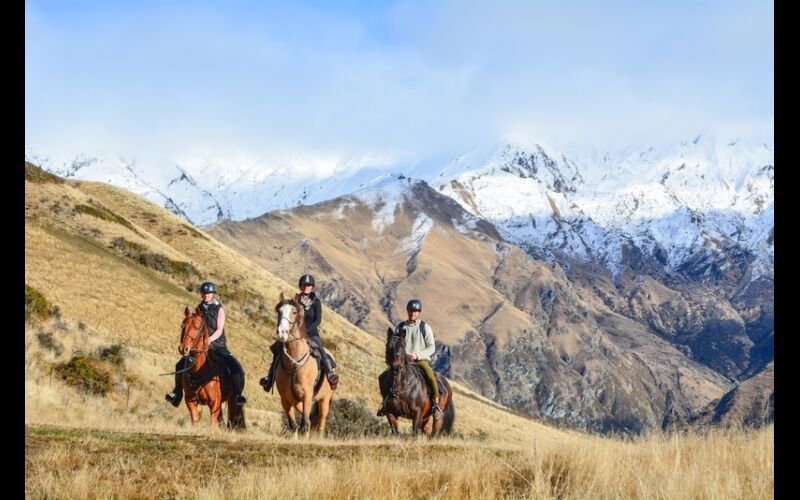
(179, 306), (246, 430)
(274, 292), (336, 436)
(378, 328), (455, 437)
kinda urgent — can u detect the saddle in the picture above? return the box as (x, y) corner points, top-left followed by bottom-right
(185, 352), (228, 391)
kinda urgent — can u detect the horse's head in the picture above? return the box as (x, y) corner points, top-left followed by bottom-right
(386, 327), (407, 371)
(275, 291), (304, 343)
(180, 306), (209, 356)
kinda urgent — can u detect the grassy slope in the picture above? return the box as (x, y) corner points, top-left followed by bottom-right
(24, 168), (773, 498)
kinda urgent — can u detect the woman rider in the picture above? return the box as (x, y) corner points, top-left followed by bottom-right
(259, 274), (340, 391)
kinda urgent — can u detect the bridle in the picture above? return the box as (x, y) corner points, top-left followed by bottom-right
(181, 315), (210, 356)
(277, 301), (310, 370)
(387, 335), (414, 397)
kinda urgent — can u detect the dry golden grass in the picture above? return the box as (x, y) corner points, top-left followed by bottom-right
(25, 423), (773, 499)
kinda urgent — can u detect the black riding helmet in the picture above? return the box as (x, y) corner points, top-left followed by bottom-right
(406, 299), (422, 312)
(298, 274), (315, 287)
(199, 281), (217, 294)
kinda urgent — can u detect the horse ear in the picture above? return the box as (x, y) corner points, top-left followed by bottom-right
(184, 306), (191, 317)
(279, 291), (286, 303)
(194, 306), (202, 315)
(386, 327), (394, 340)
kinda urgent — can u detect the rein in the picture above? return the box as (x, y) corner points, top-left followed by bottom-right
(158, 356), (198, 376)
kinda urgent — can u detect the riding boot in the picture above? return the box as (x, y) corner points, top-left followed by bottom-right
(164, 358), (185, 407)
(376, 399), (387, 417)
(431, 398), (443, 420)
(322, 354), (339, 390)
(260, 350), (280, 392)
(231, 370), (247, 406)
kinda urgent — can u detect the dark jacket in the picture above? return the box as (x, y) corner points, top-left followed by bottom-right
(198, 299), (229, 354)
(299, 292), (322, 338)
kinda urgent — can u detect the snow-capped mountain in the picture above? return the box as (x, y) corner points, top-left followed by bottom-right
(432, 135), (773, 284)
(24, 146), (397, 226)
(26, 134), (773, 285)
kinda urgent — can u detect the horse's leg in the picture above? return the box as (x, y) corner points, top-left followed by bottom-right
(186, 398), (200, 425)
(281, 397), (297, 434)
(316, 396), (331, 437)
(431, 391), (447, 438)
(208, 382), (223, 427)
(299, 391), (313, 436)
(386, 413), (400, 436)
(423, 416), (434, 436)
(411, 408), (423, 437)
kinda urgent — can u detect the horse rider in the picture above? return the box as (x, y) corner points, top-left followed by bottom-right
(165, 281), (247, 406)
(377, 298), (442, 419)
(259, 274), (340, 391)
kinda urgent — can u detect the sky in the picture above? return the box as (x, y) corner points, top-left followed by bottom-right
(25, 0), (774, 175)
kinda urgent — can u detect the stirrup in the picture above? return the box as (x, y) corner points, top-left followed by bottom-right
(431, 401), (443, 419)
(376, 403), (386, 417)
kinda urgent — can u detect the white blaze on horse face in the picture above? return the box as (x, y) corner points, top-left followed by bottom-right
(277, 303), (295, 342)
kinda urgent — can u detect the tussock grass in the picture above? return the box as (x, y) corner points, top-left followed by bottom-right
(25, 423), (773, 499)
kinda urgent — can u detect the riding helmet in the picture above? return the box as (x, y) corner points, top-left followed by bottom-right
(199, 281), (217, 294)
(406, 299), (422, 311)
(298, 274), (315, 287)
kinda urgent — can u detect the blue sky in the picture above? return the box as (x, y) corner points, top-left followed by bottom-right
(26, 0), (773, 168)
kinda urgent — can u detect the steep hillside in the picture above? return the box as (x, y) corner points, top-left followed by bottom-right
(209, 176), (734, 433)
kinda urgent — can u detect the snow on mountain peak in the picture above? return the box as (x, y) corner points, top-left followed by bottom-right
(27, 135), (773, 281)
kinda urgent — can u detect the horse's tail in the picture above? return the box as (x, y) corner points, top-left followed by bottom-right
(443, 397), (455, 434)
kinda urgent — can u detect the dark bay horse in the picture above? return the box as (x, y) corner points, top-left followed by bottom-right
(274, 292), (336, 437)
(179, 306), (246, 430)
(378, 328), (455, 437)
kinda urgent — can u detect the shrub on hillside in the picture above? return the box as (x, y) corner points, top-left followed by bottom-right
(97, 344), (125, 367)
(36, 330), (64, 357)
(305, 398), (390, 438)
(25, 162), (63, 184)
(25, 284), (51, 322)
(54, 356), (112, 396)
(74, 204), (136, 231)
(109, 237), (201, 281)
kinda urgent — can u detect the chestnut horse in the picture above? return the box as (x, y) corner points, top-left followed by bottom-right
(274, 292), (336, 437)
(378, 327), (455, 437)
(179, 306), (246, 430)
